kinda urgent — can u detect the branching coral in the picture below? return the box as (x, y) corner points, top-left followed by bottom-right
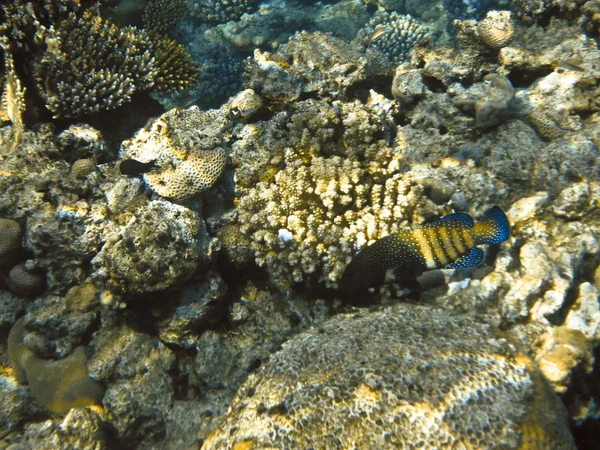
(362, 12), (428, 64)
(148, 31), (200, 93)
(191, 0), (258, 25)
(236, 137), (438, 288)
(34, 10), (156, 118)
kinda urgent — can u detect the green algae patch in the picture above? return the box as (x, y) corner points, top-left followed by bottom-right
(8, 318), (105, 414)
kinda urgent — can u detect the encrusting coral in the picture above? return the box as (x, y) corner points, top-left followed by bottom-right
(119, 107), (230, 200)
(8, 318), (105, 415)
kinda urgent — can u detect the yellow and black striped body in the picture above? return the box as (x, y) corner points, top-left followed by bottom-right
(339, 206), (510, 292)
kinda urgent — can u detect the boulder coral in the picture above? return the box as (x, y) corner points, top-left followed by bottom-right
(203, 304), (576, 449)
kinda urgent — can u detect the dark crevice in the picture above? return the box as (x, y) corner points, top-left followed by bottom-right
(506, 66), (554, 88)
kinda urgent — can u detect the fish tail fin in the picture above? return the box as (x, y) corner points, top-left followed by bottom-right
(472, 206), (510, 245)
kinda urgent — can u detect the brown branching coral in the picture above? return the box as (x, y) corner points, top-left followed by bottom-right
(34, 10), (156, 118)
(148, 32), (200, 93)
(2, 2), (197, 119)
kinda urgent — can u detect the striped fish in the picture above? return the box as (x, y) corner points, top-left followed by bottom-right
(339, 206), (510, 292)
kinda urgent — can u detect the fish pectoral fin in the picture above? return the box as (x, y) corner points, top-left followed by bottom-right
(443, 247), (484, 269)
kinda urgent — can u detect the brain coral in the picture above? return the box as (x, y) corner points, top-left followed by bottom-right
(203, 303), (576, 449)
(120, 108), (231, 200)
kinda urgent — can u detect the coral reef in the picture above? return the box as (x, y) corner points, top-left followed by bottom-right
(451, 73), (515, 128)
(203, 303), (576, 449)
(191, 0), (258, 26)
(0, 218), (22, 269)
(443, 0), (503, 20)
(243, 31), (392, 105)
(119, 107), (231, 200)
(34, 10), (156, 118)
(148, 31), (200, 93)
(1, 0), (600, 448)
(361, 12), (428, 64)
(91, 200), (215, 295)
(143, 0), (185, 33)
(477, 10), (515, 48)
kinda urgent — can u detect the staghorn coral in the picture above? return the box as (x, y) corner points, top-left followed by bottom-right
(119, 107), (230, 200)
(143, 0), (185, 33)
(34, 10), (156, 118)
(362, 12), (428, 64)
(203, 303), (576, 449)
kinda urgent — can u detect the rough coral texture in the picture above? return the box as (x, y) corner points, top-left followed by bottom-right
(477, 10), (514, 49)
(91, 200), (215, 295)
(243, 31), (391, 105)
(203, 304), (576, 449)
(191, 0), (257, 25)
(143, 0), (185, 33)
(120, 108), (230, 200)
(35, 10), (157, 118)
(362, 12), (428, 64)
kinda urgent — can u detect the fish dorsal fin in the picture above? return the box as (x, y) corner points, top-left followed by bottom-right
(432, 212), (474, 228)
(443, 247), (484, 269)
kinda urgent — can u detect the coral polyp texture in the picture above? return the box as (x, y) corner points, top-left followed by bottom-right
(362, 12), (428, 64)
(143, 0), (186, 33)
(120, 107), (230, 200)
(191, 0), (258, 25)
(91, 200), (214, 295)
(203, 304), (576, 449)
(34, 10), (156, 118)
